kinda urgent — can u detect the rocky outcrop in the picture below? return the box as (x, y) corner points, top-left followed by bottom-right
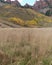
(33, 0), (52, 16)
(3, 0), (21, 6)
(33, 0), (52, 10)
(11, 0), (21, 6)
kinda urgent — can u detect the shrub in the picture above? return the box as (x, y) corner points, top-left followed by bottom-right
(26, 20), (37, 26)
(9, 17), (25, 26)
(45, 10), (51, 16)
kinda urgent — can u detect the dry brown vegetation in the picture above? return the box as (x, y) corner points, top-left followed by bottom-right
(0, 28), (52, 65)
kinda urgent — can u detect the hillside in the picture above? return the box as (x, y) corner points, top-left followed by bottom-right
(0, 4), (52, 27)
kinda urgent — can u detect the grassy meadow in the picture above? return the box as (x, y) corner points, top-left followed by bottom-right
(0, 28), (52, 65)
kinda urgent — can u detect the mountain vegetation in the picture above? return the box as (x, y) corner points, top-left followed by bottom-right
(0, 1), (52, 27)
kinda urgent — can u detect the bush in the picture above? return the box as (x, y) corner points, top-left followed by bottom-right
(26, 20), (37, 27)
(9, 17), (25, 26)
(45, 10), (51, 16)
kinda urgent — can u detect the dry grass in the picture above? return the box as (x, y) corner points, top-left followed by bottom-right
(0, 28), (52, 65)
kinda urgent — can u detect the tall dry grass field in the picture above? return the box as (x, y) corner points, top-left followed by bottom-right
(0, 28), (52, 65)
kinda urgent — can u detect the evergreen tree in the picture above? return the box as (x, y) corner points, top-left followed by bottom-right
(44, 0), (52, 16)
(0, 0), (4, 2)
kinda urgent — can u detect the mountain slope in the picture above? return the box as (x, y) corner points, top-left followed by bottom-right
(0, 4), (52, 27)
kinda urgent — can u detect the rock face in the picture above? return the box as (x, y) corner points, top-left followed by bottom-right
(33, 0), (52, 16)
(4, 0), (21, 6)
(24, 3), (32, 8)
(11, 0), (21, 6)
(33, 0), (52, 11)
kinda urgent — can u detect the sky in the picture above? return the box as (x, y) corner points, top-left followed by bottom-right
(18, 0), (36, 6)
(5, 0), (39, 6)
